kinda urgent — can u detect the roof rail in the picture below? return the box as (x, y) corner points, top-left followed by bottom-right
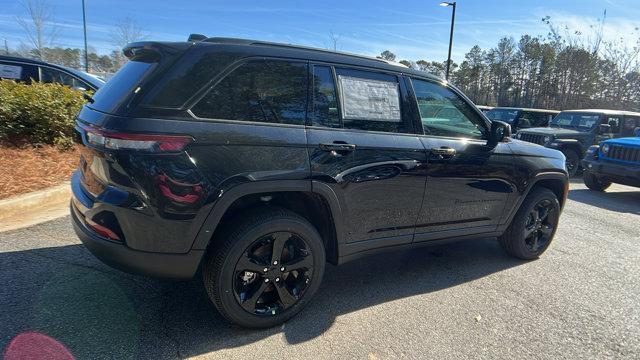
(202, 37), (407, 68)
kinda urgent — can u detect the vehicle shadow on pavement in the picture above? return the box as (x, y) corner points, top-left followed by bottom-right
(0, 238), (523, 359)
(568, 188), (640, 214)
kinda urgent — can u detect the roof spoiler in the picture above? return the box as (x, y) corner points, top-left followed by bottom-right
(188, 33), (207, 42)
(123, 41), (192, 62)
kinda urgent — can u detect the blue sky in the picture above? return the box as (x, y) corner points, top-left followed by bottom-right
(1, 0), (639, 63)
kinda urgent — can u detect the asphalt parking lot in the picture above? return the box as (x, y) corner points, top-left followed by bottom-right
(0, 180), (639, 359)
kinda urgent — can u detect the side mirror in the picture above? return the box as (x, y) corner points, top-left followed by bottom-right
(635, 127), (640, 137)
(489, 121), (511, 146)
(598, 124), (611, 134)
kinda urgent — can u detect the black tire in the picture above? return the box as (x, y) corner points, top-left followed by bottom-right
(202, 206), (325, 328)
(498, 188), (560, 260)
(583, 171), (611, 191)
(561, 148), (580, 177)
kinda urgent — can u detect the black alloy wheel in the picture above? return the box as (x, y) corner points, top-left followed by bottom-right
(203, 207), (325, 328)
(523, 199), (557, 253)
(234, 231), (314, 316)
(498, 187), (560, 260)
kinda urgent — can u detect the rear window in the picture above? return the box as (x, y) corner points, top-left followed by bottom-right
(89, 60), (155, 114)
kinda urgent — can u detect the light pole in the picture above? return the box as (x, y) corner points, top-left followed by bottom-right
(82, 0), (89, 72)
(439, 1), (456, 80)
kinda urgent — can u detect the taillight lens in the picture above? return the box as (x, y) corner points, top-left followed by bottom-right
(82, 125), (193, 152)
(85, 217), (121, 241)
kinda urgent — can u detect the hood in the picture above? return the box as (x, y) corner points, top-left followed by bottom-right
(518, 127), (583, 137)
(602, 137), (640, 147)
(507, 139), (565, 160)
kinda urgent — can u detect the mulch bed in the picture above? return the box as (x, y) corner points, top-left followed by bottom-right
(0, 144), (80, 200)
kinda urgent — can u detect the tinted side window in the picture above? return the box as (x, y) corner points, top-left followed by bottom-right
(335, 68), (408, 133)
(40, 67), (88, 89)
(311, 65), (340, 128)
(411, 78), (485, 139)
(0, 62), (38, 83)
(606, 116), (621, 134)
(518, 111), (534, 128)
(621, 116), (640, 137)
(192, 60), (307, 125)
(520, 112), (549, 127)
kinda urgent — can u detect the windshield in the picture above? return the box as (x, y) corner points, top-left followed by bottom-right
(486, 109), (520, 123)
(550, 112), (601, 131)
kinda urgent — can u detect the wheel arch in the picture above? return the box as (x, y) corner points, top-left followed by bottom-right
(499, 172), (568, 233)
(191, 180), (344, 265)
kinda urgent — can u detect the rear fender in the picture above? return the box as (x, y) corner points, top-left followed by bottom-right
(190, 180), (346, 250)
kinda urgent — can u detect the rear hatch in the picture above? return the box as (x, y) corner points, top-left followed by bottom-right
(71, 41), (206, 252)
(83, 41), (192, 120)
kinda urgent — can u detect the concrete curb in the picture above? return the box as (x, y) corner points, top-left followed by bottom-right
(0, 182), (71, 232)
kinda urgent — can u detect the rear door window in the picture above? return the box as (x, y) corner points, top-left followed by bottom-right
(334, 68), (408, 133)
(192, 60), (308, 125)
(40, 67), (89, 89)
(310, 65), (340, 128)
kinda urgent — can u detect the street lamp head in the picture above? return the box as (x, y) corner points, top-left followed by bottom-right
(439, 1), (454, 6)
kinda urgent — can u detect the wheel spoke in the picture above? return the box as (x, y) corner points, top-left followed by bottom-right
(539, 224), (553, 237)
(524, 225), (536, 239)
(538, 206), (550, 221)
(530, 233), (539, 251)
(283, 254), (314, 272)
(274, 282), (298, 309)
(236, 254), (266, 273)
(240, 281), (268, 312)
(271, 232), (290, 264)
(531, 207), (540, 222)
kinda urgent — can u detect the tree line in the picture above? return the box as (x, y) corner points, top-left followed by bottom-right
(8, 1), (640, 112)
(6, 0), (146, 74)
(379, 14), (640, 111)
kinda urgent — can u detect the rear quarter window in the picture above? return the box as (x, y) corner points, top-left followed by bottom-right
(0, 63), (23, 80)
(0, 62), (38, 83)
(191, 60), (308, 125)
(89, 60), (156, 114)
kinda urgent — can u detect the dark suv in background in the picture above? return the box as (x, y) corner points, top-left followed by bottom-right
(486, 107), (559, 133)
(71, 36), (568, 328)
(515, 109), (640, 176)
(0, 55), (104, 91)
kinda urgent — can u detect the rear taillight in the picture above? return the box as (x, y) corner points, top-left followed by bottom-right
(85, 217), (121, 241)
(81, 125), (193, 152)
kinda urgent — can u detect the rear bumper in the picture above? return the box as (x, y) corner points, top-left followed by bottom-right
(582, 159), (640, 187)
(71, 202), (203, 280)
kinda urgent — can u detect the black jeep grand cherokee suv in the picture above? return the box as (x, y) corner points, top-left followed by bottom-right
(71, 36), (568, 328)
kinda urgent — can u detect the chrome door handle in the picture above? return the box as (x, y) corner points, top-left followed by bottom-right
(319, 143), (356, 152)
(430, 147), (456, 158)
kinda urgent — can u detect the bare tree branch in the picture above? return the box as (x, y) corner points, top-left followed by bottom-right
(15, 0), (58, 59)
(108, 17), (148, 49)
